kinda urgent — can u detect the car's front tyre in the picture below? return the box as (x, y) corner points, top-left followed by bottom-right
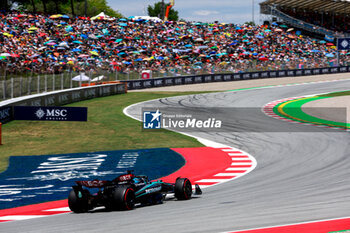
(174, 178), (192, 200)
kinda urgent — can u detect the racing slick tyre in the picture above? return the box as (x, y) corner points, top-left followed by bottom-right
(111, 186), (135, 210)
(68, 189), (91, 213)
(175, 178), (192, 200)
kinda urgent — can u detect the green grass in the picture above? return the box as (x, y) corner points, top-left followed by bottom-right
(0, 91), (210, 173)
(319, 90), (350, 97)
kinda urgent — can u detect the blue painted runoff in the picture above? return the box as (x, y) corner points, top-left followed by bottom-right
(0, 148), (184, 209)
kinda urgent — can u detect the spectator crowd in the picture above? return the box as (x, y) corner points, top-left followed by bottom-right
(0, 10), (346, 79)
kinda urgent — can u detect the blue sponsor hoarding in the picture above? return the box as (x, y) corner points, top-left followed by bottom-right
(337, 38), (350, 50)
(0, 106), (12, 124)
(0, 148), (184, 209)
(14, 106), (87, 121)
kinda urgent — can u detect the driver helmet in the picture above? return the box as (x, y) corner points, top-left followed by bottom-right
(133, 177), (142, 184)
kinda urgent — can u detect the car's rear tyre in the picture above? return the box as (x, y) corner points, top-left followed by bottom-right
(68, 189), (90, 213)
(111, 186), (135, 210)
(174, 178), (192, 200)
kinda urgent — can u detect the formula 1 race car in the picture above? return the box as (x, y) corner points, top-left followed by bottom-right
(68, 171), (202, 213)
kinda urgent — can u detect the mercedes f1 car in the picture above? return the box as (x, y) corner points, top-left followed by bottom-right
(68, 171), (202, 213)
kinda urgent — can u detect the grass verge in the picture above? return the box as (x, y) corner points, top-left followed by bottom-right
(0, 91), (209, 173)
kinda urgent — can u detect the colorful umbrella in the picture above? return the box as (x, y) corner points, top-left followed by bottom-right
(89, 51), (99, 56)
(0, 53), (11, 57)
(259, 57), (269, 61)
(50, 14), (63, 19)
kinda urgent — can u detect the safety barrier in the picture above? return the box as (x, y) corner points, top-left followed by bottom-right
(0, 83), (127, 124)
(124, 66), (350, 90)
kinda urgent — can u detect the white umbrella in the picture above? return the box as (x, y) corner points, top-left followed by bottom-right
(58, 42), (69, 48)
(72, 73), (90, 81)
(0, 53), (11, 57)
(91, 75), (105, 82)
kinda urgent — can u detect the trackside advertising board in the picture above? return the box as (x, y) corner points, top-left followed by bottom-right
(0, 106), (12, 124)
(124, 66), (350, 90)
(13, 106), (87, 121)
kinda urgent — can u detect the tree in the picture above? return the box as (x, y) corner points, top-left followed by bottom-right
(0, 0), (10, 10)
(147, 1), (179, 21)
(70, 0), (74, 16)
(15, 0), (123, 18)
(59, 0), (122, 17)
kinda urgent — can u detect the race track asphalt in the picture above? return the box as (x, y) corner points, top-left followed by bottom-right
(2, 79), (350, 233)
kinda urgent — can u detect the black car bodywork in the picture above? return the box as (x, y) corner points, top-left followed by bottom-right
(68, 171), (202, 213)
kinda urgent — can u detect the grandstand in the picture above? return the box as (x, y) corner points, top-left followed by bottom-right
(260, 0), (350, 38)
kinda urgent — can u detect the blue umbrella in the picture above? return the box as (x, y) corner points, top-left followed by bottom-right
(119, 23), (128, 27)
(325, 53), (335, 58)
(102, 29), (109, 35)
(311, 49), (320, 53)
(197, 46), (208, 49)
(60, 15), (70, 19)
(184, 44), (192, 48)
(72, 48), (82, 52)
(115, 39), (123, 43)
(73, 41), (83, 44)
(319, 40), (327, 44)
(119, 18), (127, 21)
(134, 58), (143, 61)
(157, 56), (164, 60)
(65, 26), (73, 32)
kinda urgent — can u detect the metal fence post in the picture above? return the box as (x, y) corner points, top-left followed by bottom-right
(10, 78), (14, 99)
(45, 74), (47, 92)
(19, 77), (23, 97)
(2, 80), (5, 100)
(28, 77), (31, 95)
(52, 73), (55, 91)
(70, 72), (73, 88)
(37, 75), (40, 93)
(61, 73), (64, 90)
